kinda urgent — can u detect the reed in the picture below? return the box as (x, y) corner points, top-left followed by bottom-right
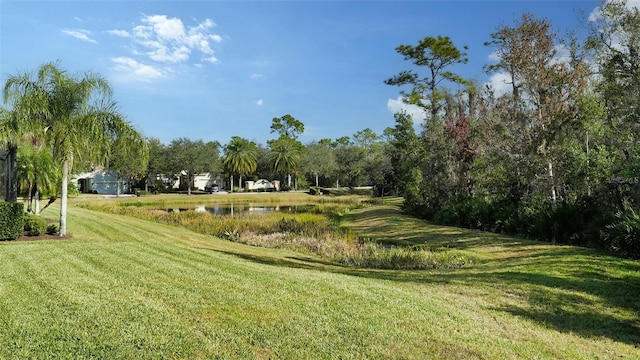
(79, 197), (474, 270)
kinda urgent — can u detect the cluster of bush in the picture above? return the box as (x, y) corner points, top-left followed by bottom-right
(23, 214), (59, 236)
(425, 195), (640, 259)
(0, 202), (24, 240)
(0, 202), (59, 240)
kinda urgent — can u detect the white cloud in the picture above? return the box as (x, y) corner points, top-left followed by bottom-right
(111, 57), (163, 82)
(144, 15), (185, 41)
(589, 0), (640, 21)
(588, 6), (603, 22)
(488, 50), (500, 62)
(588, 1), (640, 54)
(112, 14), (223, 64)
(627, 0), (640, 9)
(132, 24), (153, 40)
(485, 72), (513, 97)
(387, 97), (426, 124)
(106, 29), (130, 38)
(191, 18), (216, 32)
(147, 44), (191, 63)
(549, 44), (571, 66)
(250, 73), (263, 79)
(62, 29), (97, 43)
(256, 99), (264, 106)
(203, 56), (219, 64)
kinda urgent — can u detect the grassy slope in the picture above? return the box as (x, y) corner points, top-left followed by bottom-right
(0, 197), (638, 359)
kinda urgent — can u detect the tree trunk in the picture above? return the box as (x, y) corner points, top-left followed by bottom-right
(239, 175), (243, 191)
(40, 196), (56, 214)
(187, 173), (192, 195)
(230, 175), (233, 193)
(3, 144), (18, 202)
(35, 190), (40, 215)
(116, 173), (121, 197)
(548, 160), (557, 206)
(287, 174), (291, 187)
(586, 131), (591, 197)
(315, 174), (319, 187)
(59, 159), (70, 236)
(26, 184), (34, 213)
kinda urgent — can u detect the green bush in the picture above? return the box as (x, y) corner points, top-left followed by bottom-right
(276, 217), (304, 233)
(431, 195), (613, 247)
(0, 202), (24, 240)
(433, 197), (503, 231)
(66, 181), (80, 196)
(24, 214), (47, 236)
(604, 209), (640, 259)
(280, 184), (292, 192)
(46, 223), (59, 235)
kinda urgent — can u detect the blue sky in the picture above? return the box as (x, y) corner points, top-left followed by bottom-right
(1, 0), (603, 146)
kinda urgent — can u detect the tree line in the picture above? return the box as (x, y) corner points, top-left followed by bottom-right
(383, 1), (640, 258)
(2, 0), (639, 257)
(144, 116), (392, 195)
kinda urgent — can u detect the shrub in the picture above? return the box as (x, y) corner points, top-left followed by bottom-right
(430, 194), (618, 246)
(604, 209), (640, 259)
(66, 181), (80, 196)
(24, 214), (47, 236)
(0, 202), (24, 240)
(333, 242), (474, 270)
(276, 217), (304, 233)
(46, 223), (59, 235)
(433, 197), (503, 231)
(280, 184), (292, 192)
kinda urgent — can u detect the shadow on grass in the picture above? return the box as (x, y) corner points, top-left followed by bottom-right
(341, 205), (540, 251)
(197, 202), (640, 346)
(497, 303), (639, 344)
(208, 241), (640, 346)
(205, 249), (340, 272)
(487, 271), (640, 345)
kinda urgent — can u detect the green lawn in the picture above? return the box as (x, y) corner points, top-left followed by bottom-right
(0, 196), (638, 359)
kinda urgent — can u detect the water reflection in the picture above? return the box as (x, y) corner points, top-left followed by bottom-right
(165, 204), (312, 216)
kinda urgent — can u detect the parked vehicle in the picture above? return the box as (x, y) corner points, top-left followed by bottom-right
(204, 184), (219, 193)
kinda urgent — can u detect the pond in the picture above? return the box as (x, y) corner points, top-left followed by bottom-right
(164, 204), (314, 216)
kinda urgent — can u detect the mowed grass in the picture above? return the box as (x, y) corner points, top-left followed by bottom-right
(0, 196), (639, 359)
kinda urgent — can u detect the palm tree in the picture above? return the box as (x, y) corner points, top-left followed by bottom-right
(3, 62), (145, 235)
(268, 137), (303, 188)
(0, 107), (24, 202)
(222, 136), (257, 191)
(16, 145), (59, 214)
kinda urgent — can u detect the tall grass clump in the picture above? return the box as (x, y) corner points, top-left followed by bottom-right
(80, 199), (473, 270)
(334, 242), (473, 270)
